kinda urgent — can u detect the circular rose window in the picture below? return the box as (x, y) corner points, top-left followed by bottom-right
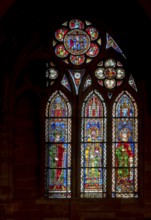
(53, 19), (101, 65)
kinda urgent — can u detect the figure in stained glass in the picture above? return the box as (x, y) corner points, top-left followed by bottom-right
(49, 95), (67, 117)
(115, 127), (134, 192)
(84, 143), (103, 190)
(46, 92), (71, 198)
(116, 95), (134, 117)
(86, 26), (99, 40)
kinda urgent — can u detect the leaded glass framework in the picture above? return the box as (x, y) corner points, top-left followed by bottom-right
(112, 91), (138, 198)
(80, 90), (107, 198)
(44, 18), (140, 200)
(45, 91), (72, 198)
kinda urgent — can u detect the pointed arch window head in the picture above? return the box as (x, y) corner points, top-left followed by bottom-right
(44, 18), (140, 200)
(45, 91), (72, 198)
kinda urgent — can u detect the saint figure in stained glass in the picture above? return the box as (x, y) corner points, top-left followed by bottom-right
(115, 128), (134, 191)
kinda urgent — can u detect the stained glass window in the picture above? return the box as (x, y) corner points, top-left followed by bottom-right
(112, 91), (138, 198)
(45, 18), (140, 200)
(45, 91), (72, 198)
(81, 90), (107, 198)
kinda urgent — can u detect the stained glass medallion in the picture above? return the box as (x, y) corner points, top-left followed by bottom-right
(69, 19), (84, 29)
(86, 43), (99, 57)
(104, 68), (116, 79)
(116, 68), (125, 79)
(104, 58), (116, 68)
(55, 44), (69, 58)
(104, 79), (116, 89)
(48, 68), (59, 79)
(95, 59), (126, 89)
(85, 26), (99, 40)
(64, 30), (90, 55)
(112, 91), (138, 198)
(45, 91), (72, 198)
(53, 19), (100, 65)
(95, 68), (105, 79)
(45, 63), (59, 87)
(55, 28), (68, 42)
(70, 55), (85, 65)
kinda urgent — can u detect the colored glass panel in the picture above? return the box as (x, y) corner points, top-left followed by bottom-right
(116, 68), (125, 79)
(81, 91), (107, 198)
(104, 59), (116, 68)
(117, 61), (123, 67)
(98, 80), (104, 86)
(55, 44), (68, 58)
(97, 61), (103, 66)
(70, 55), (85, 65)
(83, 94), (104, 117)
(64, 29), (90, 55)
(114, 93), (136, 117)
(129, 75), (138, 92)
(97, 38), (102, 45)
(48, 68), (59, 79)
(85, 26), (99, 40)
(95, 68), (105, 79)
(69, 19), (84, 29)
(83, 75), (92, 90)
(86, 43), (99, 57)
(112, 91), (138, 198)
(85, 20), (92, 26)
(63, 59), (69, 64)
(83, 118), (105, 142)
(117, 81), (123, 86)
(104, 68), (116, 79)
(62, 21), (68, 26)
(55, 28), (68, 42)
(53, 40), (57, 47)
(86, 58), (92, 63)
(45, 91), (72, 198)
(106, 33), (126, 58)
(61, 75), (71, 91)
(69, 69), (85, 94)
(108, 93), (113, 99)
(104, 79), (116, 89)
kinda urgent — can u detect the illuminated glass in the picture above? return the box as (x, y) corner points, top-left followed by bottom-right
(112, 91), (138, 198)
(81, 90), (107, 198)
(45, 91), (72, 198)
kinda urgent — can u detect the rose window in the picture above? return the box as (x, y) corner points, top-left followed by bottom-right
(53, 19), (101, 65)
